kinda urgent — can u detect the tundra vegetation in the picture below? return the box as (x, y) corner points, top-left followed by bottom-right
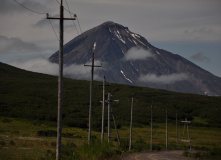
(0, 62), (221, 159)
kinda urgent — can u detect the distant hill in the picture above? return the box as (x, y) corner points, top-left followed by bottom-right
(49, 21), (221, 96)
(0, 62), (221, 128)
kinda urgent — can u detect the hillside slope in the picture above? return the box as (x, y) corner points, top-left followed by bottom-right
(1, 62), (221, 128)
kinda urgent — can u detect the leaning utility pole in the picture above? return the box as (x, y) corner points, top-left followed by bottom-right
(110, 106), (121, 147)
(84, 42), (101, 144)
(129, 97), (133, 150)
(47, 1), (75, 159)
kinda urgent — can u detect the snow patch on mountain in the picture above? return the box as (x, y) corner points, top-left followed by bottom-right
(114, 30), (126, 44)
(121, 70), (133, 83)
(131, 33), (146, 47)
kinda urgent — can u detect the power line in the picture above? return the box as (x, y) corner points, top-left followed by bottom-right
(12, 0), (59, 41)
(76, 15), (83, 34)
(12, 0), (47, 14)
(48, 17), (59, 41)
(64, 0), (79, 35)
(56, 0), (91, 53)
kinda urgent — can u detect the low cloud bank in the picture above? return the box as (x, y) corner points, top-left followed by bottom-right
(123, 47), (154, 61)
(138, 73), (188, 84)
(8, 57), (102, 80)
(8, 57), (59, 75)
(0, 36), (41, 55)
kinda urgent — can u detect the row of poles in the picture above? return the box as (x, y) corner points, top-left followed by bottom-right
(51, 1), (190, 159)
(130, 102), (191, 151)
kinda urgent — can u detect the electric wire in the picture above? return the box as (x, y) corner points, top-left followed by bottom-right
(64, 0), (80, 35)
(14, 0), (102, 82)
(56, 0), (90, 52)
(11, 0), (59, 42)
(48, 19), (59, 41)
(76, 16), (83, 34)
(12, 0), (47, 14)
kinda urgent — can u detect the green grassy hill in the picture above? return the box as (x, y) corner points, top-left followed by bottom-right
(1, 62), (221, 129)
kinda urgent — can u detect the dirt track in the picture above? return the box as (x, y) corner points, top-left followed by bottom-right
(121, 150), (194, 160)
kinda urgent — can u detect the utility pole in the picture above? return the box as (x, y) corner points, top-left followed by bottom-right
(107, 93), (119, 144)
(150, 105), (153, 151)
(101, 75), (106, 142)
(47, 1), (75, 159)
(166, 108), (168, 150)
(100, 75), (110, 142)
(129, 97), (133, 150)
(176, 112), (178, 149)
(84, 42), (101, 144)
(108, 93), (111, 143)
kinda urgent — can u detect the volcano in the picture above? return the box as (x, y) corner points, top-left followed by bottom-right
(49, 21), (221, 96)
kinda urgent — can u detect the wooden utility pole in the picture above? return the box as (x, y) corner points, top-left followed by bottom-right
(166, 109), (168, 149)
(84, 42), (101, 144)
(101, 75), (106, 142)
(150, 105), (153, 151)
(108, 93), (111, 143)
(47, 1), (75, 159)
(100, 76), (110, 142)
(129, 97), (133, 150)
(176, 112), (178, 149)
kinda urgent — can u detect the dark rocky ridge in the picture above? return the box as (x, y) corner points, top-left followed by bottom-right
(49, 21), (221, 96)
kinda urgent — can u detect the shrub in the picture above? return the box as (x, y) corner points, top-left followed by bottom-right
(0, 141), (6, 146)
(37, 130), (57, 137)
(2, 118), (11, 123)
(133, 138), (149, 152)
(10, 140), (15, 145)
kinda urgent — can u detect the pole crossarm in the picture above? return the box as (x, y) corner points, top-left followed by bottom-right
(84, 64), (102, 67)
(47, 17), (76, 20)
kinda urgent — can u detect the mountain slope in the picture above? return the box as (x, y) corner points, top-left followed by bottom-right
(49, 21), (221, 95)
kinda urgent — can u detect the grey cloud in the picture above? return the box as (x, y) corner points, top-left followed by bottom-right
(64, 63), (101, 80)
(8, 57), (59, 75)
(123, 47), (154, 61)
(0, 35), (41, 55)
(1, 0), (52, 14)
(138, 73), (188, 84)
(33, 18), (49, 28)
(8, 57), (101, 80)
(184, 27), (221, 41)
(190, 53), (210, 62)
(184, 27), (215, 35)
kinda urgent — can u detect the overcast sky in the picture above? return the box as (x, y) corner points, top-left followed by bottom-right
(1, 0), (221, 77)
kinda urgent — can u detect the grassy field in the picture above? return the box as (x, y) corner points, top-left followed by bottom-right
(1, 117), (221, 159)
